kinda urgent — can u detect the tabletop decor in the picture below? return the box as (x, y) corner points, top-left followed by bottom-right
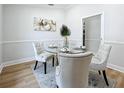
(60, 25), (71, 48)
(33, 17), (56, 31)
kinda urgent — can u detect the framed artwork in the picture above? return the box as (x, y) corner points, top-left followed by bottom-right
(33, 17), (56, 31)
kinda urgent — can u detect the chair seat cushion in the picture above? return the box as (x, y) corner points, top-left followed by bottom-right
(90, 57), (106, 70)
(36, 51), (54, 62)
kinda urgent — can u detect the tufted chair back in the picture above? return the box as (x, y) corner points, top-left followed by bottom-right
(94, 44), (112, 65)
(56, 52), (93, 88)
(32, 42), (44, 56)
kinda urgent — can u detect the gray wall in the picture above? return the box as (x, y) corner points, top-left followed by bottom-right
(2, 5), (65, 62)
(0, 5), (2, 64)
(65, 4), (124, 71)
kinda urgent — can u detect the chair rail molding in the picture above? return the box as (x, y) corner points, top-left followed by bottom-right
(1, 39), (82, 44)
(1, 39), (63, 44)
(105, 40), (124, 45)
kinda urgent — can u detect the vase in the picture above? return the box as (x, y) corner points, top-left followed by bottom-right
(63, 36), (69, 48)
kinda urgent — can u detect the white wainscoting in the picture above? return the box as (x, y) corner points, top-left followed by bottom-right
(105, 40), (124, 73)
(0, 39), (81, 73)
(1, 39), (81, 62)
(2, 39), (64, 62)
(3, 57), (35, 67)
(0, 40), (124, 74)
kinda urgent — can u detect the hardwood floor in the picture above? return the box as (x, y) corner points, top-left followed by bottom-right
(106, 68), (124, 88)
(0, 61), (124, 88)
(0, 61), (40, 88)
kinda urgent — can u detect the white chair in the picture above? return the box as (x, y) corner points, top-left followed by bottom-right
(32, 42), (55, 74)
(56, 52), (93, 88)
(90, 44), (112, 86)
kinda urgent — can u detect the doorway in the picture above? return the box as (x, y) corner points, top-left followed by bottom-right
(82, 13), (104, 53)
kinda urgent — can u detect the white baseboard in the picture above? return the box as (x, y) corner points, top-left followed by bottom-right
(0, 64), (4, 74)
(1, 57), (124, 74)
(0, 57), (35, 74)
(2, 57), (35, 68)
(107, 63), (124, 73)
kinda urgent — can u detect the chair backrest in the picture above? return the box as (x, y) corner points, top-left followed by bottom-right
(57, 52), (93, 88)
(94, 44), (112, 64)
(32, 42), (44, 56)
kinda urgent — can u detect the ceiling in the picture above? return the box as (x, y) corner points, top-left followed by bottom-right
(25, 4), (75, 9)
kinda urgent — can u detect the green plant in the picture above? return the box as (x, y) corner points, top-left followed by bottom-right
(60, 25), (71, 48)
(60, 25), (71, 36)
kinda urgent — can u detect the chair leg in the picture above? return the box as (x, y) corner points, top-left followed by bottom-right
(43, 62), (47, 74)
(56, 56), (59, 66)
(102, 70), (109, 86)
(52, 57), (54, 67)
(34, 60), (38, 70)
(98, 70), (101, 75)
(56, 85), (59, 88)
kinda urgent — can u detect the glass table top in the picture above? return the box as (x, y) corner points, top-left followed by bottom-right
(45, 46), (86, 54)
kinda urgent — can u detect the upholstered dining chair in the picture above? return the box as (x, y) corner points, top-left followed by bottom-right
(56, 52), (93, 88)
(90, 44), (112, 86)
(32, 42), (55, 74)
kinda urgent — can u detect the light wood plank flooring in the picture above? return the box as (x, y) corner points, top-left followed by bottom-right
(0, 61), (40, 88)
(0, 61), (124, 88)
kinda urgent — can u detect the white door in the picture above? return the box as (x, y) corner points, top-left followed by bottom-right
(82, 14), (103, 53)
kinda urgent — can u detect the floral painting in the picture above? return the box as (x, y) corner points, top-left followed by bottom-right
(33, 17), (56, 31)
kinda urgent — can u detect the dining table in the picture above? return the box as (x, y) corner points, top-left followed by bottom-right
(45, 45), (86, 66)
